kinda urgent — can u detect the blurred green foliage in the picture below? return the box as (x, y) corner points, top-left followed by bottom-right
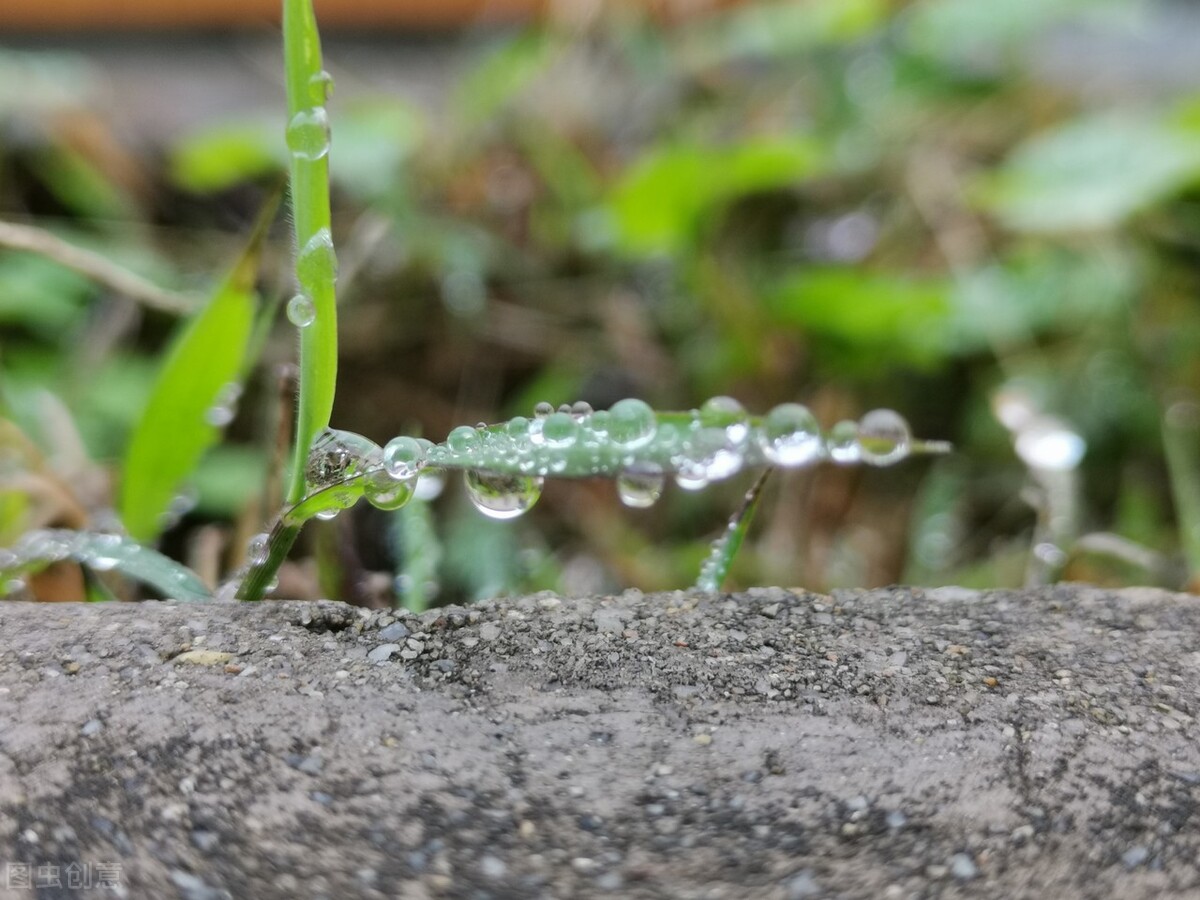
(3, 0), (1200, 601)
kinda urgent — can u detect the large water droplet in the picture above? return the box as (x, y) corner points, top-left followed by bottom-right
(296, 228), (338, 291)
(826, 420), (861, 464)
(306, 428), (382, 490)
(286, 107), (331, 162)
(382, 436), (427, 481)
(287, 293), (316, 328)
(857, 409), (912, 466)
(541, 411), (578, 448)
(464, 470), (543, 520)
(760, 403), (822, 467)
(616, 465), (664, 508)
(609, 398), (657, 449)
(364, 471), (416, 511)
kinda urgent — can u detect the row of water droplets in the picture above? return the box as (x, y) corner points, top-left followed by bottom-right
(284, 70), (336, 332)
(280, 399), (921, 535)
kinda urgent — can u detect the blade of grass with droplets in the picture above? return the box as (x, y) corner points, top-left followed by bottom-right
(696, 469), (771, 592)
(238, 0), (337, 602)
(1, 529), (211, 601)
(118, 198), (275, 542)
(391, 498), (441, 612)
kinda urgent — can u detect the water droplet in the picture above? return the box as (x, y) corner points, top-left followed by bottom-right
(533, 401), (554, 419)
(586, 409), (610, 436)
(701, 395), (749, 445)
(205, 382), (242, 428)
(446, 425), (480, 454)
(296, 228), (338, 291)
(857, 409), (912, 466)
(760, 403), (822, 467)
(609, 398), (657, 449)
(464, 470), (543, 520)
(364, 471), (415, 511)
(247, 532), (270, 565)
(382, 436), (427, 480)
(541, 411), (578, 448)
(87, 533), (123, 571)
(617, 465), (664, 508)
(287, 293), (316, 327)
(674, 463), (710, 491)
(309, 69), (335, 101)
(315, 507), (341, 521)
(571, 401), (593, 418)
(826, 420), (861, 464)
(306, 428), (382, 490)
(286, 106), (331, 162)
(414, 468), (445, 501)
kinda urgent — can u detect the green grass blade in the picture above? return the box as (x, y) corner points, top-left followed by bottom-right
(696, 469), (771, 592)
(1, 529), (211, 601)
(118, 231), (263, 542)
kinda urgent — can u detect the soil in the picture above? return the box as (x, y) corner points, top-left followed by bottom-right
(1, 585), (1199, 900)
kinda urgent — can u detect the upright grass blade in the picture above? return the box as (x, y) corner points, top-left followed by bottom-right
(119, 199), (276, 542)
(0, 529), (211, 602)
(1163, 401), (1200, 588)
(283, 0), (338, 507)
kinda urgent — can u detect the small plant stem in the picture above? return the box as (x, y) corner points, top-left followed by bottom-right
(284, 0), (338, 507)
(237, 0), (337, 601)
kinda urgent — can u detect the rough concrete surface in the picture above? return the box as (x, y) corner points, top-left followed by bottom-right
(1, 585), (1198, 899)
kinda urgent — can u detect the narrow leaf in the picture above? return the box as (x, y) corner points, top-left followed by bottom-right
(1, 529), (211, 602)
(696, 469), (771, 592)
(119, 210), (272, 541)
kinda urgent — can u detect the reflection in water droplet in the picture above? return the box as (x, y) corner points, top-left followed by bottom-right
(286, 107), (331, 162)
(287, 293), (316, 327)
(306, 428), (382, 491)
(674, 462), (710, 492)
(571, 401), (594, 418)
(857, 409), (911, 466)
(609, 398), (657, 449)
(533, 401), (554, 419)
(827, 420), (861, 464)
(364, 471), (416, 511)
(616, 465), (664, 508)
(760, 403), (822, 467)
(464, 470), (543, 520)
(542, 412), (578, 448)
(382, 436), (427, 480)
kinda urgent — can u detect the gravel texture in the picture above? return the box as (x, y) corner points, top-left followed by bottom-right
(1, 585), (1199, 899)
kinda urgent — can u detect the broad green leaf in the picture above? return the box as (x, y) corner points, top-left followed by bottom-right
(119, 243), (260, 541)
(608, 137), (825, 255)
(974, 113), (1200, 232)
(0, 529), (211, 602)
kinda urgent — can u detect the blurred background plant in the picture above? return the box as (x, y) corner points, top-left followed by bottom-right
(2, 0), (1200, 605)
